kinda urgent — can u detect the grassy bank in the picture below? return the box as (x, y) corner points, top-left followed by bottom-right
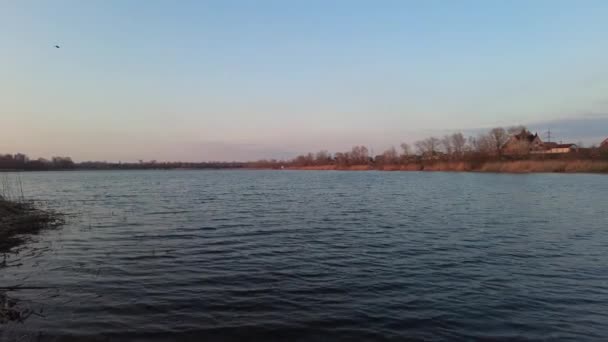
(285, 159), (608, 173)
(0, 196), (64, 323)
(0, 197), (64, 254)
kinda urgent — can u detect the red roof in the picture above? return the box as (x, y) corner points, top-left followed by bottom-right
(601, 138), (608, 147)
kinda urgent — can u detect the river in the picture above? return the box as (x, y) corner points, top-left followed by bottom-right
(2, 170), (607, 341)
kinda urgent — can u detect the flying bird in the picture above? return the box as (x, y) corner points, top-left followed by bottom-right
(54, 45), (60, 48)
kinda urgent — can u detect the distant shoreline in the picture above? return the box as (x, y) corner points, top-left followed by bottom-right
(283, 160), (608, 173)
(2, 159), (608, 174)
(3, 125), (607, 173)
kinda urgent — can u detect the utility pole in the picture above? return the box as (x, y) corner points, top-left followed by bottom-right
(545, 129), (552, 143)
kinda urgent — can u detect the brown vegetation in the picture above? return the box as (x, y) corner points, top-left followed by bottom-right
(250, 125), (608, 173)
(0, 182), (64, 324)
(2, 125), (608, 174)
(479, 160), (608, 173)
(1, 174), (64, 254)
(283, 160), (608, 173)
(0, 197), (64, 254)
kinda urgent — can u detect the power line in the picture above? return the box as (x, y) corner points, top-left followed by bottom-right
(544, 129), (552, 143)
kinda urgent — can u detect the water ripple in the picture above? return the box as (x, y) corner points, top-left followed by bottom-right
(1, 170), (608, 341)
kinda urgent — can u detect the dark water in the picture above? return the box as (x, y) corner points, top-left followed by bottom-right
(2, 170), (608, 341)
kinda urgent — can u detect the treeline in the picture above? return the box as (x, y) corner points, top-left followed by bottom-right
(251, 126), (608, 168)
(3, 126), (607, 171)
(0, 154), (76, 171)
(0, 155), (245, 171)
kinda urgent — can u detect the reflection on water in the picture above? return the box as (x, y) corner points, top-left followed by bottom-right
(2, 170), (608, 341)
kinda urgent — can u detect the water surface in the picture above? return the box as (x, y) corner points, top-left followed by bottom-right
(2, 170), (608, 341)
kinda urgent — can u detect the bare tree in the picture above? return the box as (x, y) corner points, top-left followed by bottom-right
(488, 127), (509, 156)
(381, 146), (398, 164)
(350, 146), (369, 165)
(467, 136), (477, 153)
(470, 134), (493, 155)
(334, 152), (349, 166)
(415, 137), (441, 158)
(293, 153), (315, 166)
(400, 143), (412, 157)
(441, 135), (453, 158)
(315, 150), (331, 165)
(450, 132), (466, 158)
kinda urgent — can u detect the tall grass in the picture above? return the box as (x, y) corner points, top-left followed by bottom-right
(479, 160), (608, 173)
(0, 175), (62, 325)
(301, 160), (608, 173)
(0, 173), (25, 203)
(0, 174), (63, 254)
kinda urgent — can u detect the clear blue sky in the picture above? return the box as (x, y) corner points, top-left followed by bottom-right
(2, 0), (608, 161)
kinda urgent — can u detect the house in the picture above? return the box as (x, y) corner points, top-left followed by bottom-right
(601, 138), (608, 150)
(542, 142), (558, 149)
(545, 143), (578, 154)
(502, 129), (544, 155)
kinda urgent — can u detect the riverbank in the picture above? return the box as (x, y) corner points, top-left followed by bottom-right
(0, 197), (63, 254)
(285, 160), (608, 173)
(1, 197), (63, 323)
(3, 159), (608, 173)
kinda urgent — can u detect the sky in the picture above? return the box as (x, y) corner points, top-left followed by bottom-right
(1, 0), (608, 161)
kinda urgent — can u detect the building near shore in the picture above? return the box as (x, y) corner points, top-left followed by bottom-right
(503, 129), (579, 155)
(544, 143), (578, 154)
(502, 130), (545, 155)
